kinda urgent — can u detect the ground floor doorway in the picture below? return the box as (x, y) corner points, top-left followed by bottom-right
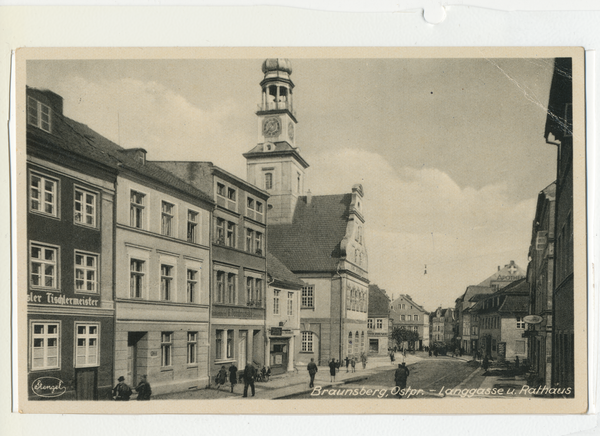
(269, 339), (289, 375)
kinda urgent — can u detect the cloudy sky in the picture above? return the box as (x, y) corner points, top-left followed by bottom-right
(27, 56), (557, 311)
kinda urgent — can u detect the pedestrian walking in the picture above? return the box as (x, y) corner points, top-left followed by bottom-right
(307, 358), (318, 388)
(389, 351), (395, 363)
(482, 355), (490, 373)
(360, 352), (367, 369)
(394, 363), (410, 398)
(134, 374), (152, 401)
(345, 356), (350, 372)
(112, 376), (132, 401)
(229, 363), (238, 393)
(350, 356), (356, 372)
(215, 365), (228, 389)
(428, 348), (432, 357)
(329, 358), (337, 382)
(242, 363), (257, 397)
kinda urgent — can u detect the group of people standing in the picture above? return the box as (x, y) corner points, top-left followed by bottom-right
(112, 375), (152, 401)
(215, 362), (265, 397)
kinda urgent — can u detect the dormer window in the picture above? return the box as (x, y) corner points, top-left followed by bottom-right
(28, 97), (52, 133)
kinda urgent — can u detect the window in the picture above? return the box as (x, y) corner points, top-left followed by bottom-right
(273, 290), (280, 315)
(161, 201), (174, 236)
(187, 269), (198, 303)
(367, 319), (373, 329)
(301, 285), (314, 308)
(296, 172), (301, 193)
(247, 197), (254, 210)
(414, 315), (419, 321)
(30, 172), (58, 217)
(302, 332), (313, 352)
(516, 317), (525, 329)
(227, 330), (233, 359)
(246, 228), (254, 252)
(74, 188), (97, 227)
(348, 332), (353, 355)
(265, 173), (273, 190)
(217, 183), (226, 197)
(226, 222), (236, 247)
(30, 243), (58, 289)
(401, 304), (405, 309)
(160, 265), (173, 301)
(255, 232), (263, 255)
(216, 271), (225, 303)
(492, 339), (497, 352)
(226, 273), (236, 304)
(28, 97), (52, 132)
(407, 315), (412, 321)
(413, 326), (418, 333)
(130, 259), (145, 298)
(227, 187), (236, 201)
(130, 191), (145, 229)
(216, 218), (225, 244)
(187, 210), (199, 243)
(376, 319), (383, 329)
(31, 322), (59, 370)
(215, 330), (223, 360)
(161, 332), (172, 367)
(74, 251), (98, 293)
(287, 292), (293, 316)
(401, 315), (405, 321)
(187, 332), (197, 364)
(75, 324), (99, 367)
(256, 201), (263, 214)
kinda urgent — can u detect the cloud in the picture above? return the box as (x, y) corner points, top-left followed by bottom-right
(55, 76), (251, 177)
(306, 148), (535, 309)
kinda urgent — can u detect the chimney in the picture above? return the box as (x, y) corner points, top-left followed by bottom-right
(306, 189), (312, 205)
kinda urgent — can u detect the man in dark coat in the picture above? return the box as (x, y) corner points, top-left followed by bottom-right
(112, 376), (132, 401)
(135, 375), (152, 401)
(228, 363), (238, 393)
(329, 358), (337, 382)
(307, 358), (318, 388)
(242, 363), (257, 397)
(394, 363), (410, 398)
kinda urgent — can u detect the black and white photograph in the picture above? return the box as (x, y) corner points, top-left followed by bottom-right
(16, 48), (586, 414)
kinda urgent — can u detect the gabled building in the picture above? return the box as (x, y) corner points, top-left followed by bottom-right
(389, 294), (429, 350)
(526, 182), (556, 387)
(471, 278), (529, 361)
(244, 59), (369, 365)
(455, 285), (495, 353)
(265, 252), (305, 374)
(430, 307), (455, 348)
(25, 87), (117, 400)
(367, 285), (392, 355)
(154, 161), (269, 380)
(545, 58), (574, 394)
(476, 260), (527, 290)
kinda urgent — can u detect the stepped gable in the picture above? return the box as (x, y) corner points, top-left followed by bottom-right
(267, 193), (352, 272)
(267, 251), (306, 289)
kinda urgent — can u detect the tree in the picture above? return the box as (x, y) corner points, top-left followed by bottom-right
(391, 327), (420, 349)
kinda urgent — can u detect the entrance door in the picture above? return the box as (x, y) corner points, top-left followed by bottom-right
(127, 332), (146, 386)
(76, 367), (97, 400)
(238, 331), (248, 366)
(270, 340), (288, 375)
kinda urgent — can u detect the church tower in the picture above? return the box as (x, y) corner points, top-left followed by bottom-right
(244, 59), (309, 224)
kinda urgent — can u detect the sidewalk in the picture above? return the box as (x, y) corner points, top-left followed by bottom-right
(250, 353), (424, 399)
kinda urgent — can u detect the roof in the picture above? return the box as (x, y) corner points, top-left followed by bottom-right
(268, 193), (352, 272)
(27, 87), (214, 205)
(471, 279), (529, 314)
(476, 260), (526, 288)
(391, 294), (426, 313)
(243, 142), (309, 169)
(267, 252), (306, 289)
(368, 284), (390, 316)
(460, 285), (495, 303)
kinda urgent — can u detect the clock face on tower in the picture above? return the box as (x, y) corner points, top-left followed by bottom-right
(288, 122), (294, 141)
(263, 117), (281, 136)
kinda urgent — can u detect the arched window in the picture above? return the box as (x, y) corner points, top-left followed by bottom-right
(348, 332), (353, 356)
(265, 173), (273, 190)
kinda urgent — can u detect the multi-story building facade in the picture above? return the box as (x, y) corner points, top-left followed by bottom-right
(25, 87), (117, 400)
(367, 285), (392, 355)
(526, 182), (556, 387)
(454, 285), (495, 353)
(430, 308), (455, 347)
(265, 252), (304, 374)
(389, 294), (429, 350)
(154, 161), (269, 380)
(244, 59), (369, 365)
(471, 278), (529, 361)
(545, 58), (574, 394)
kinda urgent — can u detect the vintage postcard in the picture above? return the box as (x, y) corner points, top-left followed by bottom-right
(14, 47), (587, 414)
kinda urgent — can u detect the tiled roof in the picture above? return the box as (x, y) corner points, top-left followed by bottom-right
(460, 285), (495, 303)
(267, 252), (306, 289)
(498, 295), (529, 314)
(368, 284), (390, 316)
(267, 194), (352, 272)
